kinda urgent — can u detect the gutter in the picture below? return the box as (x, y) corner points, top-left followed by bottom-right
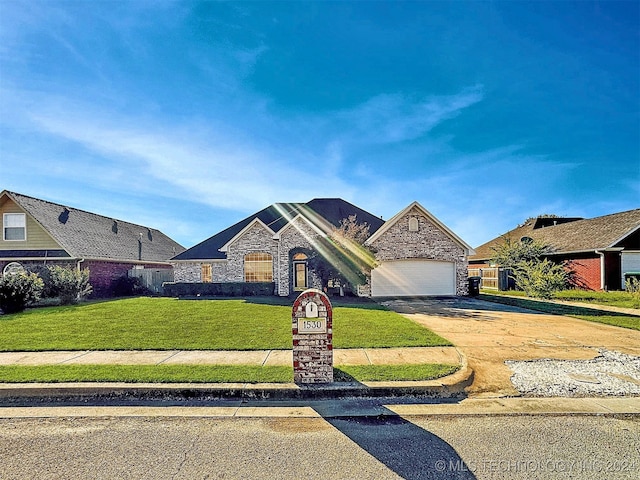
(594, 250), (605, 290)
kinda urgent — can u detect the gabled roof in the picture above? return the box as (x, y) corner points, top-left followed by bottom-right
(1, 190), (185, 262)
(173, 198), (385, 261)
(470, 208), (640, 261)
(365, 201), (475, 255)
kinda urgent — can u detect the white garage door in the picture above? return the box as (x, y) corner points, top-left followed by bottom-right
(622, 252), (640, 288)
(371, 260), (455, 297)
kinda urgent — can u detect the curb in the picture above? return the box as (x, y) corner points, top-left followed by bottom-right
(0, 359), (473, 405)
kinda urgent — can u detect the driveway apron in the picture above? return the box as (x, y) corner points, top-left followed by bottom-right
(382, 297), (640, 397)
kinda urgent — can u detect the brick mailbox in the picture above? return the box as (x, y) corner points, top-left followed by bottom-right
(292, 288), (333, 384)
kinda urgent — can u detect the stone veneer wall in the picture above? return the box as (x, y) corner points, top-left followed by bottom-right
(173, 262), (201, 283)
(174, 261), (229, 283)
(225, 223), (279, 283)
(277, 218), (324, 296)
(369, 206), (469, 295)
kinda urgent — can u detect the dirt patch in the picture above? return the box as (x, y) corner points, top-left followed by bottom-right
(383, 298), (640, 397)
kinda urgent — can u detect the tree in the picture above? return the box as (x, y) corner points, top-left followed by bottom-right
(307, 215), (377, 294)
(490, 236), (551, 268)
(0, 272), (44, 314)
(491, 236), (567, 298)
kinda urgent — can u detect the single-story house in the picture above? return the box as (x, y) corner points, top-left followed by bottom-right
(0, 190), (185, 296)
(469, 209), (640, 291)
(171, 198), (474, 297)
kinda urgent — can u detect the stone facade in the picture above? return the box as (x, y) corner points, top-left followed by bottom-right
(173, 203), (471, 297)
(368, 206), (469, 295)
(277, 217), (324, 296)
(225, 222), (278, 282)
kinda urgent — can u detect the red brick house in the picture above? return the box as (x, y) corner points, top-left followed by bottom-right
(1, 190), (185, 296)
(469, 209), (640, 291)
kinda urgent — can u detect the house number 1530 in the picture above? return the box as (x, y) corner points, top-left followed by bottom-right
(298, 318), (326, 333)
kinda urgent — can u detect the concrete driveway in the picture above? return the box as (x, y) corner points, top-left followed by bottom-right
(382, 297), (640, 397)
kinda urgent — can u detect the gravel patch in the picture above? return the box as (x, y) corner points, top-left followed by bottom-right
(506, 349), (640, 397)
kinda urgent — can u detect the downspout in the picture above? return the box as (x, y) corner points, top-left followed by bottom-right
(595, 250), (605, 291)
(276, 240), (281, 296)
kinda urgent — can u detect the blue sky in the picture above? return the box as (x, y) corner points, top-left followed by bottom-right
(1, 1), (638, 249)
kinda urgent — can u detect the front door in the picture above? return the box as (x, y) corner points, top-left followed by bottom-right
(293, 252), (308, 291)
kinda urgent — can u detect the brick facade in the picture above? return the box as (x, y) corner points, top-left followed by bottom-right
(172, 204), (471, 297)
(565, 256), (602, 291)
(277, 218), (323, 296)
(368, 206), (469, 296)
(225, 222), (278, 283)
(292, 289), (333, 383)
(1, 258), (172, 297)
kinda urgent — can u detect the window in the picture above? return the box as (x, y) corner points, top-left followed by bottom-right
(3, 213), (26, 241)
(201, 264), (212, 283)
(2, 262), (24, 276)
(244, 252), (273, 283)
(408, 217), (419, 232)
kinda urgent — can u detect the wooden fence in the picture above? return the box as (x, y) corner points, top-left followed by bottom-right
(468, 267), (513, 291)
(128, 268), (174, 294)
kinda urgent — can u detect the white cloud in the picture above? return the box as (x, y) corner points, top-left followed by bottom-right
(335, 86), (483, 144)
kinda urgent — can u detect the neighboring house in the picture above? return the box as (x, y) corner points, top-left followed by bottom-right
(469, 209), (640, 291)
(172, 198), (474, 297)
(0, 190), (185, 296)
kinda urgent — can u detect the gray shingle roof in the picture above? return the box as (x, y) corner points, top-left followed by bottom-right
(3, 191), (185, 262)
(173, 198), (385, 261)
(470, 209), (640, 261)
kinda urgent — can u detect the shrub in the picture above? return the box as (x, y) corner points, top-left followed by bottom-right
(109, 275), (151, 297)
(626, 277), (640, 296)
(163, 282), (274, 297)
(0, 272), (44, 314)
(513, 259), (568, 299)
(46, 266), (92, 305)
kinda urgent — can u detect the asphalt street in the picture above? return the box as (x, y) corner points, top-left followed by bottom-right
(1, 413), (638, 480)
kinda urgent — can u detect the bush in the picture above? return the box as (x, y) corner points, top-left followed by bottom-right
(0, 272), (44, 314)
(46, 266), (92, 305)
(110, 275), (151, 297)
(513, 259), (568, 299)
(626, 277), (640, 296)
(163, 282), (275, 297)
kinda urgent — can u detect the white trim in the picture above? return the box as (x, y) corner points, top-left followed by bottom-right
(607, 224), (640, 249)
(365, 201), (475, 255)
(272, 214), (328, 240)
(218, 218), (276, 253)
(2, 212), (27, 241)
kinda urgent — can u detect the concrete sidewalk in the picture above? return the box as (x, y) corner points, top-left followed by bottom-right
(0, 346), (473, 401)
(0, 347), (462, 367)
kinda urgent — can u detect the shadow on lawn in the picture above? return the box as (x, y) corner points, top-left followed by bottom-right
(481, 294), (640, 319)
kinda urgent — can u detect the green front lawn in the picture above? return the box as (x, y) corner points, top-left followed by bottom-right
(0, 363), (459, 383)
(0, 297), (451, 351)
(482, 288), (640, 309)
(480, 293), (640, 331)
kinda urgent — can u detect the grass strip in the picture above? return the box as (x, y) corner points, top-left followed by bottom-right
(480, 293), (640, 331)
(0, 297), (451, 351)
(334, 364), (459, 382)
(481, 288), (640, 309)
(0, 363), (459, 384)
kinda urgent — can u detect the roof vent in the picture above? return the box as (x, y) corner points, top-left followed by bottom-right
(147, 228), (153, 241)
(58, 208), (70, 224)
(112, 221), (118, 234)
